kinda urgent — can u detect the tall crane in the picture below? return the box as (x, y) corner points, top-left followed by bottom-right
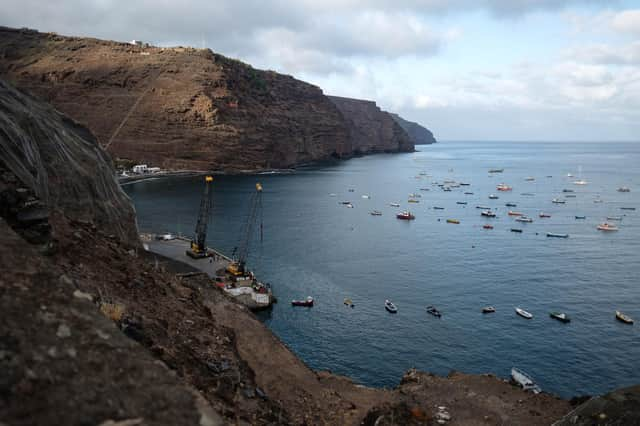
(227, 182), (263, 276)
(186, 175), (214, 259)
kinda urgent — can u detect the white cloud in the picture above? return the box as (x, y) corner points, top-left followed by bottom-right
(610, 9), (640, 35)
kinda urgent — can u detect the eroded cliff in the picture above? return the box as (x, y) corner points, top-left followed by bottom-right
(390, 113), (437, 145)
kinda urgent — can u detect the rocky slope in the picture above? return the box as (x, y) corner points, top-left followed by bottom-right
(390, 113), (437, 145)
(329, 96), (414, 154)
(0, 27), (415, 172)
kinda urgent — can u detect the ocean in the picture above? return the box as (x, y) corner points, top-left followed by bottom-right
(124, 141), (640, 398)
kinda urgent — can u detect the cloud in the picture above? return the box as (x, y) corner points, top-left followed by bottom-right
(566, 42), (640, 65)
(610, 9), (640, 35)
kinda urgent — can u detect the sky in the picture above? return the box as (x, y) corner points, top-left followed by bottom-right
(2, 0), (640, 141)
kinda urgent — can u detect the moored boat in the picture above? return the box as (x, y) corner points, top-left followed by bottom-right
(607, 216), (622, 221)
(446, 219), (460, 224)
(292, 296), (314, 307)
(539, 213), (551, 218)
(597, 222), (618, 231)
(408, 199), (420, 203)
(476, 205), (491, 209)
(489, 194), (499, 199)
(396, 211), (415, 220)
(511, 368), (541, 394)
(508, 211), (523, 216)
(426, 306), (442, 317)
(481, 210), (496, 217)
(370, 210), (382, 216)
(620, 207), (636, 211)
(616, 311), (633, 324)
(511, 228), (523, 233)
(433, 206), (445, 210)
(552, 198), (566, 204)
(482, 306), (496, 313)
(344, 298), (354, 308)
(497, 183), (512, 191)
(385, 299), (398, 313)
(483, 224), (494, 229)
(547, 233), (569, 238)
(550, 312), (571, 323)
(489, 168), (504, 173)
(456, 201), (468, 205)
(575, 215), (586, 219)
(618, 187), (631, 192)
(515, 307), (533, 319)
(505, 203), (517, 207)
(515, 216), (533, 223)
(390, 203), (400, 207)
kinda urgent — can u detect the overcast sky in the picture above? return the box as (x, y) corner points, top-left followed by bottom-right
(3, 0), (639, 141)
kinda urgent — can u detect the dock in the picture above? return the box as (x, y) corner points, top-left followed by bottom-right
(142, 234), (275, 310)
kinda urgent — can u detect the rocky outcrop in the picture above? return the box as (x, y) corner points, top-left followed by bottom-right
(0, 27), (413, 172)
(390, 113), (436, 144)
(553, 385), (640, 425)
(328, 96), (414, 154)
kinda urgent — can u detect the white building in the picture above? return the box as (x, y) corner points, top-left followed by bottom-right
(132, 164), (148, 174)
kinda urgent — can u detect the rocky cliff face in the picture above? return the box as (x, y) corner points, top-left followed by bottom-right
(390, 113), (436, 144)
(328, 95), (414, 154)
(0, 27), (413, 172)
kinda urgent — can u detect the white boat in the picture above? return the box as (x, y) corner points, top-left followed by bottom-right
(481, 210), (496, 217)
(370, 210), (382, 216)
(389, 203), (400, 207)
(511, 368), (541, 394)
(607, 216), (622, 221)
(552, 198), (566, 204)
(597, 223), (618, 231)
(385, 299), (398, 313)
(515, 307), (533, 319)
(573, 180), (588, 185)
(489, 194), (499, 199)
(362, 195), (371, 199)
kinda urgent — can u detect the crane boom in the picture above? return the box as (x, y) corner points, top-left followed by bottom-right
(186, 175), (213, 258)
(227, 183), (262, 276)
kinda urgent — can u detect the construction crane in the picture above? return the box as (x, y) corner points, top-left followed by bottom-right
(186, 175), (214, 259)
(227, 182), (263, 276)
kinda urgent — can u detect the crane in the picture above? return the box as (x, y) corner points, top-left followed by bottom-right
(227, 182), (263, 276)
(186, 175), (214, 259)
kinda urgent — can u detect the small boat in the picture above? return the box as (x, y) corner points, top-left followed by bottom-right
(362, 195), (371, 199)
(539, 213), (551, 218)
(620, 207), (636, 211)
(565, 194), (576, 198)
(390, 203), (400, 207)
(515, 216), (533, 223)
(348, 188), (355, 192)
(489, 168), (504, 173)
(618, 187), (631, 193)
(616, 311), (634, 324)
(456, 201), (468, 205)
(329, 193), (337, 197)
(505, 203), (517, 207)
(552, 198), (566, 204)
(511, 228), (523, 233)
(483, 224), (494, 229)
(489, 194), (499, 199)
(408, 193), (422, 198)
(547, 233), (569, 238)
(460, 182), (471, 186)
(573, 180), (588, 185)
(385, 299), (398, 313)
(550, 312), (571, 323)
(511, 368), (541, 394)
(446, 219), (460, 224)
(443, 187), (452, 192)
(497, 183), (512, 191)
(515, 307), (533, 319)
(521, 192), (535, 196)
(345, 203), (354, 208)
(433, 206), (445, 210)
(607, 216), (622, 221)
(396, 211), (415, 220)
(482, 306), (496, 313)
(408, 199), (420, 203)
(340, 201), (351, 205)
(525, 177), (535, 181)
(597, 223), (618, 231)
(575, 215), (586, 219)
(476, 205), (491, 209)
(508, 211), (523, 216)
(594, 198), (603, 203)
(562, 189), (574, 193)
(567, 173), (573, 177)
(464, 192), (474, 195)
(370, 210), (382, 216)
(481, 210), (496, 217)
(420, 188), (430, 191)
(292, 296), (314, 307)
(426, 306), (442, 317)
(344, 298), (354, 308)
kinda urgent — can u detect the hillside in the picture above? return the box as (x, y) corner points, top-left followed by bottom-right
(0, 27), (415, 172)
(390, 113), (437, 144)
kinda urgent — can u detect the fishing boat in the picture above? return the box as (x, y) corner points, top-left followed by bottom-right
(344, 298), (354, 308)
(575, 215), (586, 219)
(420, 188), (430, 191)
(481, 210), (496, 217)
(340, 201), (351, 205)
(565, 194), (576, 198)
(390, 203), (400, 207)
(443, 187), (452, 192)
(597, 223), (618, 231)
(460, 182), (471, 186)
(476, 205), (491, 209)
(426, 306), (442, 317)
(362, 195), (371, 199)
(345, 203), (354, 208)
(550, 312), (571, 323)
(515, 216), (533, 223)
(396, 211), (415, 220)
(594, 198), (603, 203)
(464, 192), (474, 195)
(521, 192), (535, 196)
(489, 168), (504, 173)
(483, 224), (494, 229)
(616, 311), (634, 324)
(505, 203), (517, 207)
(348, 188), (355, 192)
(573, 180), (588, 185)
(446, 219), (460, 224)
(511, 228), (523, 233)
(508, 211), (523, 216)
(515, 307), (533, 319)
(552, 198), (566, 204)
(607, 216), (622, 221)
(292, 296), (314, 307)
(408, 199), (420, 203)
(433, 206), (445, 210)
(618, 187), (631, 192)
(511, 368), (542, 394)
(562, 189), (574, 193)
(497, 183), (512, 191)
(567, 173), (573, 177)
(539, 213), (551, 218)
(409, 193), (421, 198)
(370, 210), (382, 216)
(385, 300), (398, 313)
(547, 233), (569, 238)
(457, 201), (468, 205)
(620, 207), (636, 211)
(489, 194), (499, 199)
(482, 306), (496, 313)
(525, 177), (535, 181)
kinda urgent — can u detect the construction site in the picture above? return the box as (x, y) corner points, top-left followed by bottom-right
(142, 176), (275, 310)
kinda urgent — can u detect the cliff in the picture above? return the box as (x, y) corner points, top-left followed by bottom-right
(328, 95), (414, 154)
(390, 113), (437, 144)
(0, 27), (413, 172)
